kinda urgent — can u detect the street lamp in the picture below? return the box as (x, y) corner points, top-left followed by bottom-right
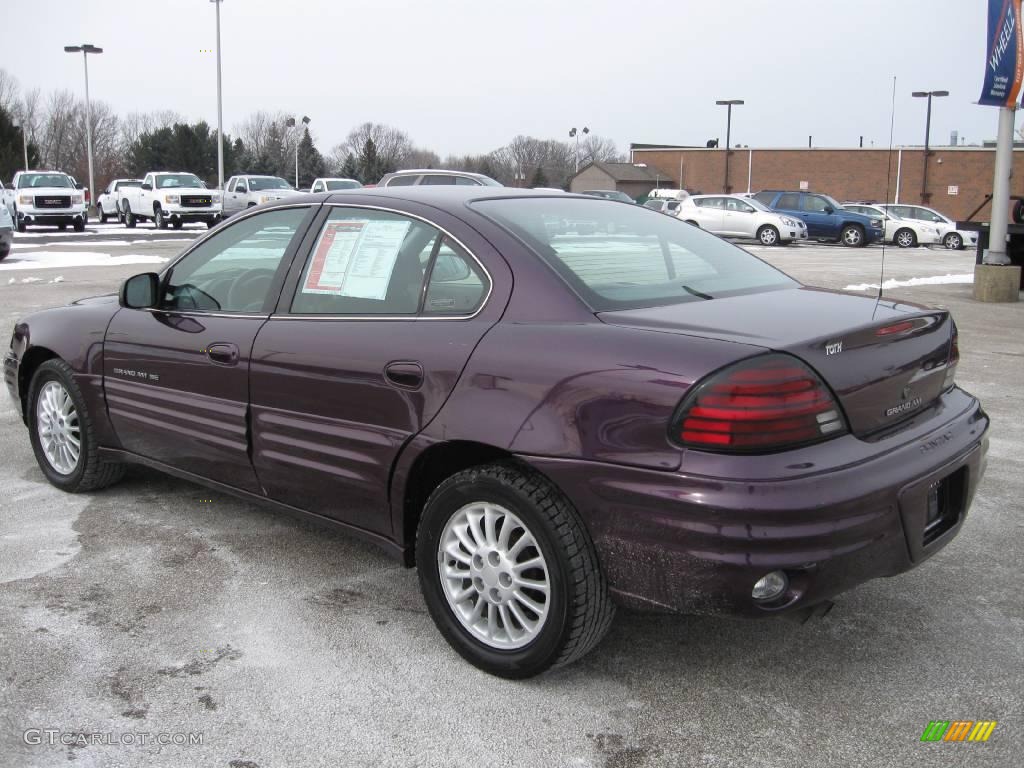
(286, 115), (310, 188)
(569, 126), (589, 174)
(211, 0), (225, 190)
(10, 115), (28, 171)
(715, 99), (744, 193)
(64, 43), (102, 214)
(912, 90), (949, 204)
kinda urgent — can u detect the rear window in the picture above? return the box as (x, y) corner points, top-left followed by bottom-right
(473, 198), (796, 311)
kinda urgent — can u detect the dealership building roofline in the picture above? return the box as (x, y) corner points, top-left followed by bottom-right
(630, 143), (1024, 153)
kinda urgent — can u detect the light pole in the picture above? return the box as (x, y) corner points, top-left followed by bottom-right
(715, 99), (744, 193)
(11, 115), (28, 171)
(211, 0), (225, 190)
(569, 126), (589, 173)
(912, 90), (948, 204)
(64, 44), (102, 214)
(286, 116), (310, 188)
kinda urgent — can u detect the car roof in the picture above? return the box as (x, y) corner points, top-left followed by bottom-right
(386, 169), (490, 178)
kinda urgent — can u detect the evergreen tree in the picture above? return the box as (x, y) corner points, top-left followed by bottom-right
(340, 153), (358, 181)
(296, 127), (326, 188)
(529, 166), (548, 188)
(359, 137), (380, 184)
(0, 107), (40, 179)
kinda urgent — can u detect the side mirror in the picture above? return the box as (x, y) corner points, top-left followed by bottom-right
(119, 273), (160, 309)
(823, 206), (834, 214)
(432, 253), (472, 283)
(141, 183), (153, 191)
(75, 183), (84, 190)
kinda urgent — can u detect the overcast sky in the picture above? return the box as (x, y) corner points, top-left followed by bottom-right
(4, 0), (1005, 157)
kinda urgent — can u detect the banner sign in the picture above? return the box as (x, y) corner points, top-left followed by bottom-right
(980, 0), (1024, 106)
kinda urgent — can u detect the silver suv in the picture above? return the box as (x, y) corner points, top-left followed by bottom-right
(223, 175), (301, 217)
(377, 170), (502, 188)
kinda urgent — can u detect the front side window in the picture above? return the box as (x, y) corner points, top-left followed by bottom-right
(803, 195), (832, 213)
(291, 208), (439, 315)
(726, 198), (754, 213)
(248, 177), (291, 191)
(474, 197), (795, 311)
(421, 175), (459, 186)
(325, 179), (362, 190)
(162, 207), (309, 313)
(454, 176), (481, 186)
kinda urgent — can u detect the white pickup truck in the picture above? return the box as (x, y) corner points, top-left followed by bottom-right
(4, 170), (88, 232)
(120, 171), (222, 229)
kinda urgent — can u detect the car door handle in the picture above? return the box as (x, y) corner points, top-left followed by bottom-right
(205, 342), (239, 366)
(384, 361), (424, 389)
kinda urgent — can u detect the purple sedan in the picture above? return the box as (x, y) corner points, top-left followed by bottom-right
(4, 188), (988, 678)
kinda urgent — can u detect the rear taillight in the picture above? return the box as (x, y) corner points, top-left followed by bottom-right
(943, 322), (959, 390)
(670, 354), (848, 453)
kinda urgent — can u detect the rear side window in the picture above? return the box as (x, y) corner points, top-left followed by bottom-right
(776, 193), (800, 209)
(474, 198), (795, 311)
(420, 175), (459, 185)
(752, 191), (776, 206)
(386, 175), (418, 187)
(423, 239), (489, 315)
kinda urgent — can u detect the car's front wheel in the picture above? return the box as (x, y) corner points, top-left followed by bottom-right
(757, 224), (780, 246)
(944, 232), (963, 250)
(841, 224), (865, 247)
(28, 359), (125, 492)
(416, 463), (614, 678)
(154, 207), (167, 229)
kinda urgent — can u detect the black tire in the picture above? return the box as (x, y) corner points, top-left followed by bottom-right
(154, 207), (167, 229)
(98, 208), (108, 223)
(894, 228), (917, 248)
(15, 208), (26, 232)
(685, 220), (699, 227)
(73, 219), (85, 232)
(840, 224), (865, 247)
(124, 206), (136, 228)
(0, 247), (9, 262)
(27, 359), (126, 493)
(172, 219), (183, 230)
(58, 224), (67, 231)
(757, 224), (780, 246)
(944, 232), (963, 250)
(416, 462), (614, 679)
(206, 219), (218, 229)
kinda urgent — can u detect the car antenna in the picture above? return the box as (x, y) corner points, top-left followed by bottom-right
(875, 75), (897, 318)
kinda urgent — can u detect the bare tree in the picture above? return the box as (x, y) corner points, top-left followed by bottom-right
(0, 69), (19, 115)
(578, 134), (624, 165)
(343, 122), (413, 172)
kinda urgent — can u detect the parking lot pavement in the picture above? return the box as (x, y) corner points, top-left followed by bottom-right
(0, 239), (1020, 767)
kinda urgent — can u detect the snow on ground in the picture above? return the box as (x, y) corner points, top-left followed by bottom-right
(0, 252), (169, 271)
(843, 273), (974, 291)
(11, 239), (194, 250)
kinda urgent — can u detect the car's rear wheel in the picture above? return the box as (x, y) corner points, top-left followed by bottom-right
(944, 232), (963, 250)
(841, 224), (865, 247)
(172, 219), (183, 229)
(416, 462), (614, 679)
(757, 224), (780, 246)
(28, 360), (125, 492)
(57, 224), (67, 231)
(124, 205), (136, 228)
(97, 208), (107, 223)
(206, 218), (218, 229)
(894, 228), (917, 248)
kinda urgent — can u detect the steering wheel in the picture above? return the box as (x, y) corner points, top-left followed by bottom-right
(225, 270), (274, 312)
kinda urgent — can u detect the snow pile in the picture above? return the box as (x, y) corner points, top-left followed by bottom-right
(844, 273), (974, 291)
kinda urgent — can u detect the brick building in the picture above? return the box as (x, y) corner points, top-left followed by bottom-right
(629, 144), (1024, 221)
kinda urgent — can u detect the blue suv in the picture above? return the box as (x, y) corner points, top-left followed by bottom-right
(752, 190), (883, 247)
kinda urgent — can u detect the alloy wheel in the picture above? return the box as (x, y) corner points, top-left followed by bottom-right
(945, 232), (962, 250)
(842, 226), (863, 246)
(437, 502), (551, 650)
(760, 226), (778, 245)
(36, 381), (81, 475)
(896, 229), (916, 248)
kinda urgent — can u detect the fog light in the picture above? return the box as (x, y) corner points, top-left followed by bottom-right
(752, 571), (788, 601)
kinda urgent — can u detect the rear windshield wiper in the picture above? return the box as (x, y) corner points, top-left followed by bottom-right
(681, 285), (713, 301)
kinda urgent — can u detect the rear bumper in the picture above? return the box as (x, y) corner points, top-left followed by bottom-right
(525, 387), (988, 617)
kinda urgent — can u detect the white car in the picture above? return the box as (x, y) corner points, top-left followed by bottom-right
(877, 203), (978, 251)
(5, 170), (87, 232)
(675, 194), (808, 246)
(310, 177), (362, 193)
(96, 179), (143, 223)
(0, 195), (13, 261)
(223, 175), (301, 217)
(120, 172), (223, 229)
(843, 203), (942, 248)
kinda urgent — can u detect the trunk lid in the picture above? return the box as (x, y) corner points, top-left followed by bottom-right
(597, 286), (955, 437)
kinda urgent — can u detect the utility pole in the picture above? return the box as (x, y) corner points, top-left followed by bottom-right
(64, 44), (102, 215)
(716, 100), (744, 193)
(211, 0), (225, 190)
(912, 90), (948, 204)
